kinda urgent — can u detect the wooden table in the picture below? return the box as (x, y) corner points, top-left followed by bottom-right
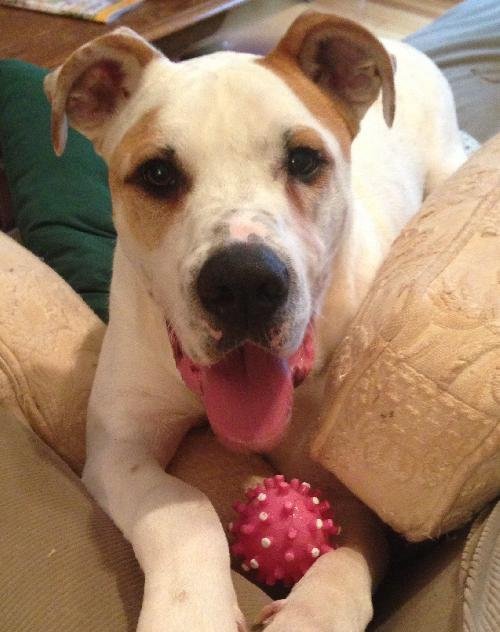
(0, 0), (251, 68)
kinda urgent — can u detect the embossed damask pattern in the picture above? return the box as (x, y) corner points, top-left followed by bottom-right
(312, 134), (500, 541)
(0, 232), (105, 473)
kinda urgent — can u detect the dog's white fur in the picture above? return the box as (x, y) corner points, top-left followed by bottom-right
(45, 13), (465, 632)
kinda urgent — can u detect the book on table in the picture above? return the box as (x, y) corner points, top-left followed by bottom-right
(0, 0), (144, 23)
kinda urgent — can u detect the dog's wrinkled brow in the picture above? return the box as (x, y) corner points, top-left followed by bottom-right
(284, 126), (329, 155)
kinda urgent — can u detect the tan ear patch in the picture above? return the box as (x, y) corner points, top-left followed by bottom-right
(109, 108), (191, 251)
(258, 53), (354, 156)
(262, 11), (395, 137)
(44, 27), (161, 156)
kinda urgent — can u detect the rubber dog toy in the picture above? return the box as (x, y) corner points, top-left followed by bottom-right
(229, 474), (341, 586)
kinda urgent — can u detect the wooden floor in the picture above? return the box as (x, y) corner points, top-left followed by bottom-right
(313, 0), (459, 40)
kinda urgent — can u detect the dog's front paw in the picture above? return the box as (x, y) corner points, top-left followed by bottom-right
(254, 548), (374, 632)
(256, 598), (331, 632)
(236, 604), (249, 632)
(256, 600), (286, 628)
(254, 561), (373, 632)
(256, 597), (366, 632)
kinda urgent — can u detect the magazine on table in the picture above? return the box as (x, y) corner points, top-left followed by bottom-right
(0, 0), (144, 23)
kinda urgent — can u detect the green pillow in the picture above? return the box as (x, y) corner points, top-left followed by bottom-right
(0, 60), (116, 322)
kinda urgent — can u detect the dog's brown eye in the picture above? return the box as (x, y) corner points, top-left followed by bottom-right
(140, 159), (181, 194)
(287, 147), (324, 182)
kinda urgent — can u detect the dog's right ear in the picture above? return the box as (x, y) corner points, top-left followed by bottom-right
(44, 28), (163, 156)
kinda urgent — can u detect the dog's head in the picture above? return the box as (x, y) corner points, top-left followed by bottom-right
(45, 12), (394, 452)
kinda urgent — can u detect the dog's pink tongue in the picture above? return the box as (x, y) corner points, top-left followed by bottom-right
(200, 344), (293, 452)
(169, 324), (315, 453)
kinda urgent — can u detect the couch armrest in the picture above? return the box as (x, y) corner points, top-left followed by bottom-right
(0, 408), (143, 631)
(0, 409), (272, 630)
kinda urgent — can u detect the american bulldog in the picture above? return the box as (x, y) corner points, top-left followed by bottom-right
(45, 12), (465, 631)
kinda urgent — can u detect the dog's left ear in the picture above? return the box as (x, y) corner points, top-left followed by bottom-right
(268, 11), (395, 135)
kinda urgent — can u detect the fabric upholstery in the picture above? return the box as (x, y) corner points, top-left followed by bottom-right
(461, 501), (500, 632)
(0, 231), (104, 473)
(370, 500), (500, 632)
(0, 409), (271, 631)
(312, 134), (500, 541)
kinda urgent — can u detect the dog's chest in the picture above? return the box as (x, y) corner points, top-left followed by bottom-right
(267, 373), (342, 492)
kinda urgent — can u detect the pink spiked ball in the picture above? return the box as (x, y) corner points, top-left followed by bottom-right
(229, 475), (341, 586)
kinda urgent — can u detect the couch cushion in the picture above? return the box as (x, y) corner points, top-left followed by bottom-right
(312, 134), (500, 541)
(0, 231), (105, 472)
(0, 60), (116, 322)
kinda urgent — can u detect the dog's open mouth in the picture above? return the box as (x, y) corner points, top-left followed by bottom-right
(167, 323), (314, 453)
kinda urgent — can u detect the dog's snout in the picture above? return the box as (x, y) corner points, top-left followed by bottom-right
(196, 243), (289, 332)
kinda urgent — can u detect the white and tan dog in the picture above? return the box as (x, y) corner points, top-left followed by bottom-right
(45, 12), (465, 632)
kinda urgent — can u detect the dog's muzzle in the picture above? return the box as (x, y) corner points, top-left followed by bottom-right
(196, 242), (289, 342)
(167, 242), (314, 454)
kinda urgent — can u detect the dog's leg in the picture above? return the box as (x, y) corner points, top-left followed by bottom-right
(258, 491), (387, 632)
(82, 281), (244, 631)
(83, 409), (245, 632)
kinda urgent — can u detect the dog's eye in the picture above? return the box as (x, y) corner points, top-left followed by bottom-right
(286, 147), (324, 182)
(140, 159), (181, 194)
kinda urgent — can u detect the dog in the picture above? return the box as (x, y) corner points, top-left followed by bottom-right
(45, 11), (466, 631)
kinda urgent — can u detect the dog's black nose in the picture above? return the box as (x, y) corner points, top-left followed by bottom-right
(196, 243), (289, 332)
